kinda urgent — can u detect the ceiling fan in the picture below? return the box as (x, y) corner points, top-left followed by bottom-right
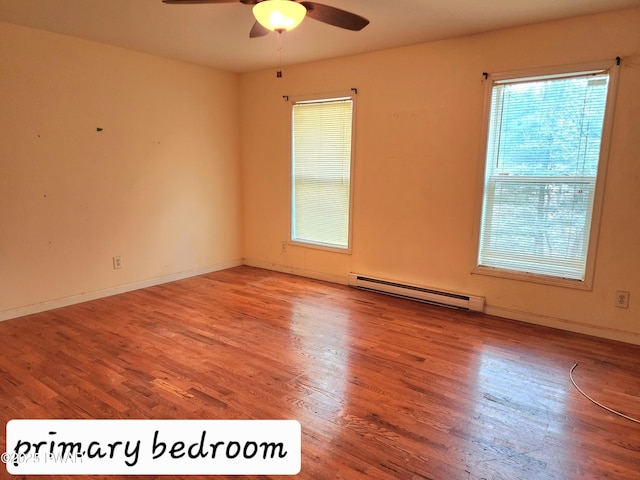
(162, 0), (369, 38)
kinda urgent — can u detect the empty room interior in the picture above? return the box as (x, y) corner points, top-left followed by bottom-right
(1, 0), (639, 478)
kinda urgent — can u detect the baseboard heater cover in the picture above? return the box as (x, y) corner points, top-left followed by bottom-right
(348, 274), (484, 312)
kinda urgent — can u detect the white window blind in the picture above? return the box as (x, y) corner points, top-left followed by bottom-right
(478, 70), (611, 280)
(291, 96), (354, 249)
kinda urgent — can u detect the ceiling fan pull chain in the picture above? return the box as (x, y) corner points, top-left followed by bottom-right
(276, 31), (283, 78)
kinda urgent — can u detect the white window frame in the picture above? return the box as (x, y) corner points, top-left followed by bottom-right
(472, 60), (619, 289)
(289, 91), (356, 254)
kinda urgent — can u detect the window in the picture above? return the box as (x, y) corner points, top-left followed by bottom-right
(291, 95), (354, 251)
(476, 62), (618, 285)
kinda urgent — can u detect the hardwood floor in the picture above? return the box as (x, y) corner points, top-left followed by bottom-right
(1, 265), (639, 479)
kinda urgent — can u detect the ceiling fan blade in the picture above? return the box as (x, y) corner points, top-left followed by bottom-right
(162, 0), (237, 4)
(249, 21), (270, 38)
(299, 2), (369, 31)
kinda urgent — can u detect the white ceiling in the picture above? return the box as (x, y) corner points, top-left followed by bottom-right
(1, 0), (638, 73)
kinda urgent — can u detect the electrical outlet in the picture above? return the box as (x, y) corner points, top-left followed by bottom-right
(281, 241), (288, 253)
(112, 256), (122, 270)
(615, 290), (629, 309)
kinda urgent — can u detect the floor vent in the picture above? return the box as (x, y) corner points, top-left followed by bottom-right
(348, 274), (484, 312)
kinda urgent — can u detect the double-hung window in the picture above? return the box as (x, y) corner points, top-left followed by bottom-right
(476, 61), (618, 286)
(291, 94), (355, 251)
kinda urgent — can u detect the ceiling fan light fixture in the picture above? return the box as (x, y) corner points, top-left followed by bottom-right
(253, 0), (306, 32)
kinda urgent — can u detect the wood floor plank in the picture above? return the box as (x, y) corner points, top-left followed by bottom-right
(1, 265), (639, 479)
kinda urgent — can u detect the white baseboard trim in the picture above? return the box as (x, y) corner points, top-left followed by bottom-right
(485, 304), (640, 346)
(242, 259), (349, 286)
(9, 258), (637, 346)
(244, 260), (640, 345)
(0, 259), (242, 323)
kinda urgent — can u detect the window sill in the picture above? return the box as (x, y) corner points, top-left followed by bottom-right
(472, 265), (592, 290)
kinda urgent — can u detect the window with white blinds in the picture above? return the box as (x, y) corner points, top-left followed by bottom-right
(477, 65), (616, 283)
(291, 96), (354, 250)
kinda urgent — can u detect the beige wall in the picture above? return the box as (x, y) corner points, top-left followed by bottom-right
(241, 8), (640, 344)
(0, 23), (242, 316)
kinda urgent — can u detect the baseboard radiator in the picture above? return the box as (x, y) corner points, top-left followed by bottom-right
(348, 273), (485, 312)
